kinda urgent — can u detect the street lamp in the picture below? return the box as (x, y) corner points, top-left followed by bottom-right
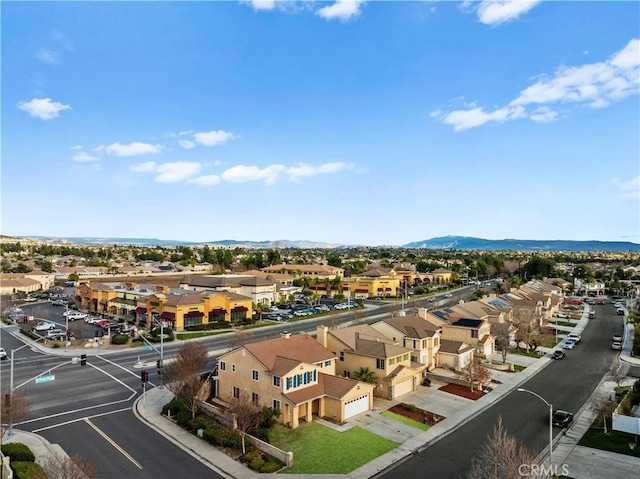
(517, 387), (553, 471)
(152, 316), (164, 387)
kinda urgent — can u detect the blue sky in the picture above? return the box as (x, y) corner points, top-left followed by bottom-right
(2, 1), (639, 246)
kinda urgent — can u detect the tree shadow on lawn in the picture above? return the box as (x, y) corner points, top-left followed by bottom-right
(270, 421), (398, 474)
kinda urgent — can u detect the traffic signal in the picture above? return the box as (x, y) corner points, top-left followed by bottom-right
(141, 370), (149, 383)
(157, 359), (163, 369)
(80, 354), (87, 366)
(66, 329), (71, 339)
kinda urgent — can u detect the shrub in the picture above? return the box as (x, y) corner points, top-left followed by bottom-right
(252, 428), (269, 443)
(162, 398), (185, 417)
(111, 334), (129, 345)
(1, 443), (35, 462)
(422, 378), (431, 387)
(249, 457), (265, 471)
(185, 322), (229, 331)
(260, 460), (283, 473)
(407, 404), (417, 412)
(176, 408), (192, 427)
(20, 329), (40, 341)
(10, 461), (45, 479)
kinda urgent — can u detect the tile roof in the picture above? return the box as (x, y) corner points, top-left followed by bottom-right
(244, 334), (335, 372)
(438, 339), (474, 354)
(382, 314), (439, 338)
(283, 373), (362, 404)
(329, 324), (394, 351)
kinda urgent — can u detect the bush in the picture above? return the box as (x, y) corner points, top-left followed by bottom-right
(11, 461), (45, 479)
(162, 398), (185, 417)
(176, 408), (192, 427)
(250, 457), (265, 471)
(20, 329), (41, 341)
(111, 334), (129, 345)
(185, 322), (230, 331)
(406, 404), (417, 412)
(260, 460), (283, 473)
(1, 443), (35, 462)
(252, 428), (269, 443)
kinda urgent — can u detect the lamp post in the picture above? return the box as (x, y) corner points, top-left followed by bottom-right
(65, 303), (70, 352)
(517, 388), (553, 471)
(152, 316), (164, 387)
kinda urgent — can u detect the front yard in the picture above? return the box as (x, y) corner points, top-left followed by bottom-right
(578, 416), (640, 458)
(269, 422), (397, 474)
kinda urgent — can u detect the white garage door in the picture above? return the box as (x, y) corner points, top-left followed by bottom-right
(344, 395), (369, 419)
(393, 378), (414, 398)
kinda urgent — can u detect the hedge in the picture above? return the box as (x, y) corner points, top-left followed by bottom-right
(1, 443), (35, 462)
(185, 322), (230, 331)
(111, 334), (129, 345)
(11, 461), (45, 479)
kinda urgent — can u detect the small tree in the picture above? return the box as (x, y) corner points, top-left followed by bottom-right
(352, 367), (378, 384)
(37, 453), (97, 479)
(461, 361), (492, 392)
(1, 388), (30, 438)
(592, 396), (617, 435)
(162, 342), (209, 419)
(230, 390), (263, 454)
(466, 417), (536, 479)
(494, 326), (511, 363)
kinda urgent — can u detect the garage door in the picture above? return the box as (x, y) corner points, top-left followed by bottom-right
(393, 378), (414, 398)
(344, 395), (369, 419)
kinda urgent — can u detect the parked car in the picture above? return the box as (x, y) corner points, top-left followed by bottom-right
(611, 342), (622, 350)
(567, 333), (581, 344)
(444, 293), (453, 298)
(34, 322), (57, 331)
(0, 348), (7, 360)
(597, 299), (605, 305)
(552, 410), (573, 427)
(51, 300), (66, 306)
(588, 311), (596, 319)
(64, 311), (88, 321)
(617, 309), (625, 315)
(45, 329), (64, 338)
(552, 350), (566, 360)
(554, 312), (568, 319)
(85, 316), (101, 324)
(561, 339), (576, 350)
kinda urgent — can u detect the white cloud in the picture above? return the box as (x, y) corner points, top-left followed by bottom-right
(222, 164), (286, 185)
(316, 0), (367, 22)
(286, 162), (354, 180)
(93, 145), (105, 154)
(36, 49), (59, 65)
(178, 139), (196, 149)
(178, 130), (193, 136)
(155, 161), (202, 183)
(436, 38), (640, 131)
(70, 145), (82, 150)
(17, 98), (71, 120)
(105, 141), (164, 157)
(249, 0), (276, 10)
(72, 151), (99, 162)
(474, 0), (540, 26)
(130, 161), (158, 173)
(193, 130), (236, 147)
(187, 175), (222, 186)
(609, 176), (640, 200)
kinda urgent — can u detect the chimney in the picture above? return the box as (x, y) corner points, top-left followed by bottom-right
(316, 325), (328, 347)
(283, 332), (291, 339)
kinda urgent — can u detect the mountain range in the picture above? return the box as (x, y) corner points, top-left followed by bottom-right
(11, 235), (640, 251)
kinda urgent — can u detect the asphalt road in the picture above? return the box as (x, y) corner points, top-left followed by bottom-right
(375, 302), (627, 479)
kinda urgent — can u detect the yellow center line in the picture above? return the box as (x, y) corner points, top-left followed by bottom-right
(84, 418), (143, 470)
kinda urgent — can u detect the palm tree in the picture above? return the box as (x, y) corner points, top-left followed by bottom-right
(352, 367), (378, 384)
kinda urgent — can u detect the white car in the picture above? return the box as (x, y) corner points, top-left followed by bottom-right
(0, 348), (7, 360)
(444, 293), (453, 298)
(63, 311), (88, 321)
(85, 316), (101, 324)
(561, 339), (576, 349)
(34, 321), (57, 331)
(567, 333), (581, 344)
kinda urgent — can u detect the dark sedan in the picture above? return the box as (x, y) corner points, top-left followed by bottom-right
(552, 410), (573, 427)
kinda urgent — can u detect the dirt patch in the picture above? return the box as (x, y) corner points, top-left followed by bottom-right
(387, 403), (446, 426)
(438, 383), (487, 401)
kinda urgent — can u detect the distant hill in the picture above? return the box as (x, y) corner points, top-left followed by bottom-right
(404, 236), (640, 252)
(18, 236), (344, 249)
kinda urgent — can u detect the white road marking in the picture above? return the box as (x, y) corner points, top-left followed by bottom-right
(30, 407), (132, 432)
(87, 361), (137, 395)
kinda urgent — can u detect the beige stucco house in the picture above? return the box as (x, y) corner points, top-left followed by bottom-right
(216, 333), (375, 429)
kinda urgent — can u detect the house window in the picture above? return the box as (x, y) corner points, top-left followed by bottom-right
(344, 371), (350, 378)
(376, 358), (385, 370)
(324, 361), (331, 367)
(252, 393), (259, 405)
(232, 364), (236, 373)
(286, 377), (292, 390)
(273, 399), (281, 410)
(403, 354), (409, 361)
(471, 330), (478, 339)
(219, 361), (226, 371)
(389, 357), (395, 365)
(273, 376), (281, 387)
(434, 337), (439, 347)
(232, 386), (240, 398)
(339, 352), (344, 362)
(184, 315), (203, 328)
(252, 370), (259, 381)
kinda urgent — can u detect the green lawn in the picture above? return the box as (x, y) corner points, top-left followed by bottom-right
(269, 422), (398, 474)
(578, 417), (640, 458)
(176, 331), (229, 340)
(513, 364), (526, 372)
(510, 349), (544, 358)
(381, 411), (429, 430)
(550, 320), (576, 328)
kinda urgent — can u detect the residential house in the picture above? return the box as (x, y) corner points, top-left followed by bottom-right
(316, 324), (426, 400)
(371, 313), (441, 369)
(216, 333), (375, 429)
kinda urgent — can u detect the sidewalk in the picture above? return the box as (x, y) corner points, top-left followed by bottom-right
(4, 306), (639, 479)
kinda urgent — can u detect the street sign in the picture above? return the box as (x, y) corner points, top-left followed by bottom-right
(35, 375), (55, 384)
(145, 345), (153, 351)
